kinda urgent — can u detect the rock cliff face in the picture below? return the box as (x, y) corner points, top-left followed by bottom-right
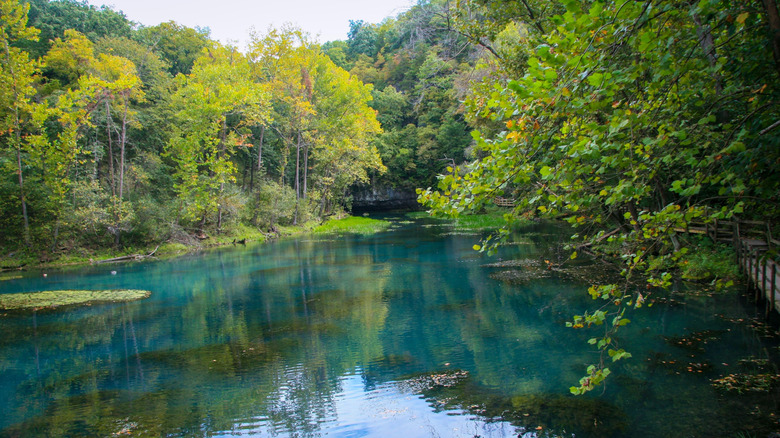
(351, 186), (420, 212)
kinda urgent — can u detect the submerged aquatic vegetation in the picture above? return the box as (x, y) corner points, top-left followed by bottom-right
(0, 289), (151, 310)
(396, 370), (470, 393)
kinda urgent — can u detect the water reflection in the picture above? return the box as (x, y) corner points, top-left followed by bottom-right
(0, 217), (778, 437)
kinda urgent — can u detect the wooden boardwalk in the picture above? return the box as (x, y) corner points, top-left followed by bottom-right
(701, 219), (779, 315)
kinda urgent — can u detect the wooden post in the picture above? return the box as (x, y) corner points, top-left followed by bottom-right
(755, 248), (761, 301)
(735, 230), (741, 271)
(736, 237), (742, 273)
(713, 218), (718, 241)
(764, 256), (770, 317)
(772, 262), (777, 311)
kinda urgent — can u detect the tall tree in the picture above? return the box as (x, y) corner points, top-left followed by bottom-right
(166, 43), (270, 233)
(0, 0), (40, 246)
(20, 0), (132, 59)
(89, 52), (144, 245)
(248, 26), (317, 224)
(309, 55), (385, 214)
(134, 21), (210, 77)
(45, 30), (145, 246)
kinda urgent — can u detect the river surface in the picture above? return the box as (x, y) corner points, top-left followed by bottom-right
(0, 215), (778, 437)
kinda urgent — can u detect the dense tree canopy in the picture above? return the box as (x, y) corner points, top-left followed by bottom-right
(0, 0), (386, 254)
(322, 0), (478, 192)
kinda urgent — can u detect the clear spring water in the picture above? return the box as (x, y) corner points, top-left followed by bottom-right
(0, 216), (778, 437)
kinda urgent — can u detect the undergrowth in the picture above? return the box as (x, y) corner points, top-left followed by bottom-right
(678, 236), (740, 282)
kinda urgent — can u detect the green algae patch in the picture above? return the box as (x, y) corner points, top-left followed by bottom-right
(313, 216), (392, 235)
(0, 289), (151, 310)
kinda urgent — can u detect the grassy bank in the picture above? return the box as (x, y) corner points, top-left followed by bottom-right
(0, 215), (393, 272)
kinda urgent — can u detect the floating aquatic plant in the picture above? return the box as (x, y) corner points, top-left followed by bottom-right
(0, 289), (151, 310)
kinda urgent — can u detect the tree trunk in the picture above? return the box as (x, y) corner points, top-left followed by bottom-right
(303, 143), (308, 200)
(217, 117), (228, 233)
(114, 95), (129, 248)
(15, 138), (30, 246)
(764, 0), (780, 77)
(199, 210), (207, 235)
(119, 95), (127, 203)
(217, 193), (224, 232)
(5, 40), (30, 246)
(92, 128), (99, 182)
(295, 131), (301, 200)
(257, 125), (265, 174)
(51, 219), (60, 253)
(294, 131), (301, 225)
(251, 126), (266, 224)
(692, 13), (728, 122)
(106, 99), (116, 198)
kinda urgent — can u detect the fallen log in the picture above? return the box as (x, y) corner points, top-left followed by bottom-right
(92, 245), (159, 264)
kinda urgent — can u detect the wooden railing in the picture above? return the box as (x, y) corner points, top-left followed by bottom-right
(696, 218), (778, 316)
(493, 197), (516, 208)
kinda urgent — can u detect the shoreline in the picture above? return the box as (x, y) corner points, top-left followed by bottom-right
(0, 214), (390, 274)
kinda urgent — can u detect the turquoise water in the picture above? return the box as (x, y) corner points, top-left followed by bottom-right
(0, 216), (778, 437)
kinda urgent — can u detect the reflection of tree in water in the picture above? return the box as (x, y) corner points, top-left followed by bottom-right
(263, 363), (340, 436)
(0, 237), (395, 437)
(416, 374), (628, 438)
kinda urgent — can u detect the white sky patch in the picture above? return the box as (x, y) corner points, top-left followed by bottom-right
(90, 0), (416, 49)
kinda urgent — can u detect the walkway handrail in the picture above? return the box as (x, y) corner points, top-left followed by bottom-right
(689, 216), (778, 316)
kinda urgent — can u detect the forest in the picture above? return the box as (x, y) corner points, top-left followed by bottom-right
(1, 0), (779, 275)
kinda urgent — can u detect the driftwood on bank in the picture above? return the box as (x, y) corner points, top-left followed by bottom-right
(91, 245), (159, 264)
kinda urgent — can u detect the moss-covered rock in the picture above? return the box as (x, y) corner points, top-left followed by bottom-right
(0, 289), (151, 310)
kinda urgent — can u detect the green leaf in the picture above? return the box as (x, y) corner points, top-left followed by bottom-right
(587, 72), (603, 87)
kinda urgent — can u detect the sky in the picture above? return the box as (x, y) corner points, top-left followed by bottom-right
(89, 0), (417, 49)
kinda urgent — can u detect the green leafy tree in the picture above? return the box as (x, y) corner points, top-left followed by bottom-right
(134, 21), (210, 77)
(27, 86), (90, 250)
(166, 43), (270, 233)
(308, 54), (385, 213)
(347, 20), (379, 58)
(20, 0), (132, 59)
(250, 26), (385, 219)
(44, 29), (146, 247)
(0, 0), (40, 246)
(89, 51), (145, 245)
(248, 26), (319, 223)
